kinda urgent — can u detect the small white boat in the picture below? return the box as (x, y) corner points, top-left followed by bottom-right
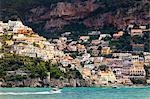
(112, 85), (119, 89)
(50, 88), (62, 94)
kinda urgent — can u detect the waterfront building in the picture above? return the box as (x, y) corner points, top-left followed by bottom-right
(99, 71), (116, 84)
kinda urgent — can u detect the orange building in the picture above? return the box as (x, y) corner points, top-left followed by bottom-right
(101, 47), (112, 55)
(17, 28), (33, 34)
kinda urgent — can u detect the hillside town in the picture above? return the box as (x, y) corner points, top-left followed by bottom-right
(0, 20), (150, 87)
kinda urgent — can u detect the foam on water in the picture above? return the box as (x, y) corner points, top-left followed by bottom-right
(0, 91), (61, 95)
(0, 88), (150, 99)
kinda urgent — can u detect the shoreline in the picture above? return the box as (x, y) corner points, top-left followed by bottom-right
(0, 85), (150, 88)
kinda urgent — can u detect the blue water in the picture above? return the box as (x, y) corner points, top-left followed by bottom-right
(0, 87), (150, 99)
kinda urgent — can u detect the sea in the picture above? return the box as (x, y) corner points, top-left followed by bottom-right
(0, 87), (150, 99)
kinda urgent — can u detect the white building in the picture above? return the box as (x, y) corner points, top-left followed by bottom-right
(99, 34), (111, 40)
(0, 26), (4, 33)
(8, 20), (24, 28)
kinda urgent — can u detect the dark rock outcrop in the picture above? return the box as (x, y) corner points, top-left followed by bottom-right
(0, 78), (92, 87)
(0, 0), (149, 37)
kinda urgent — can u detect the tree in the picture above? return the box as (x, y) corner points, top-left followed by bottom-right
(110, 33), (132, 51)
(131, 35), (144, 44)
(2, 34), (12, 42)
(50, 64), (62, 79)
(37, 61), (48, 80)
(33, 42), (40, 48)
(102, 36), (111, 41)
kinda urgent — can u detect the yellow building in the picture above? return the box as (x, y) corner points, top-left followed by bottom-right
(17, 43), (28, 47)
(5, 40), (14, 46)
(101, 47), (112, 55)
(130, 58), (145, 77)
(129, 66), (146, 77)
(36, 42), (45, 49)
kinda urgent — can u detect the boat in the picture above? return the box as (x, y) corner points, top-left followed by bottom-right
(112, 86), (118, 89)
(112, 85), (119, 89)
(50, 88), (62, 94)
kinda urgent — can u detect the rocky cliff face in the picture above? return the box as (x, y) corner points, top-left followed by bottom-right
(0, 0), (149, 38)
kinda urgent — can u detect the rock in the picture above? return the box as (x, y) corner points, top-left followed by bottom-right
(1, 0), (149, 37)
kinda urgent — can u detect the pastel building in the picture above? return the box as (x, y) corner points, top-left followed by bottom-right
(0, 42), (2, 49)
(99, 34), (111, 40)
(130, 28), (143, 36)
(82, 68), (92, 79)
(107, 59), (123, 79)
(112, 53), (132, 60)
(77, 44), (87, 53)
(113, 31), (124, 39)
(0, 26), (4, 33)
(101, 47), (112, 55)
(129, 66), (146, 78)
(60, 56), (73, 67)
(99, 71), (116, 84)
(7, 20), (33, 34)
(129, 56), (146, 78)
(79, 36), (90, 42)
(144, 55), (150, 66)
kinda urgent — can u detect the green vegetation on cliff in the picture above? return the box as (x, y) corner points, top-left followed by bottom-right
(0, 53), (50, 80)
(0, 53), (83, 82)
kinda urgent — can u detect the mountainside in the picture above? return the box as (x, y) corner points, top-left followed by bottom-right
(0, 0), (149, 38)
